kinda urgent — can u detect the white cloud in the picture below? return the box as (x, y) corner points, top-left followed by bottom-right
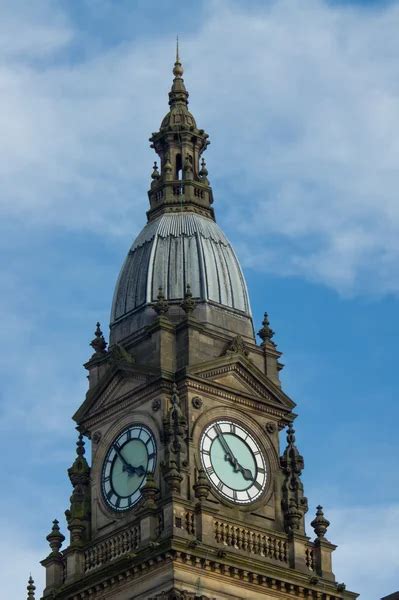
(1, 0), (399, 294)
(326, 504), (399, 599)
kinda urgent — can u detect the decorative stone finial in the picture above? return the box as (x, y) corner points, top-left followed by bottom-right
(193, 468), (211, 502)
(27, 575), (36, 600)
(257, 312), (275, 346)
(173, 35), (184, 78)
(140, 473), (160, 510)
(181, 284), (196, 314)
(65, 433), (91, 546)
(280, 422), (308, 534)
(151, 161), (160, 181)
(90, 322), (107, 357)
(199, 158), (208, 178)
(76, 433), (85, 457)
(152, 286), (169, 316)
(311, 505), (330, 540)
(46, 519), (65, 556)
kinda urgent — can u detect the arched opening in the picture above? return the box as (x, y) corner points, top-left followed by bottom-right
(175, 153), (182, 180)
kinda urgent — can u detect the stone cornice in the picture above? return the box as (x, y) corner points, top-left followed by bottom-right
(52, 539), (358, 600)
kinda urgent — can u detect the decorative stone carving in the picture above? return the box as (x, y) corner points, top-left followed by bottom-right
(140, 473), (160, 510)
(108, 343), (135, 366)
(46, 519), (65, 557)
(26, 575), (36, 600)
(90, 322), (107, 358)
(152, 398), (161, 412)
(257, 312), (275, 347)
(265, 421), (276, 434)
(65, 434), (91, 546)
(151, 590), (214, 600)
(151, 161), (160, 187)
(181, 284), (196, 314)
(223, 335), (248, 357)
(92, 431), (101, 444)
(152, 286), (169, 316)
(311, 505), (330, 540)
(280, 424), (308, 534)
(191, 396), (202, 409)
(193, 468), (211, 501)
(162, 384), (188, 494)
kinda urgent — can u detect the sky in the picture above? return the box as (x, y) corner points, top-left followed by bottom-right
(1, 0), (398, 598)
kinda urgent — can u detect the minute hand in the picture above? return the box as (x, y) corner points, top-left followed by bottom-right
(113, 445), (145, 477)
(215, 426), (253, 482)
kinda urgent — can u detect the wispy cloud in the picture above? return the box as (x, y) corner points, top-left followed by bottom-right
(1, 0), (399, 294)
(327, 504), (399, 599)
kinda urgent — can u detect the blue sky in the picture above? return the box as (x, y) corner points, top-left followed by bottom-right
(1, 1), (398, 598)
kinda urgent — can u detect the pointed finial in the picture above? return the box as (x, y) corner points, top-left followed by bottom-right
(152, 286), (169, 315)
(173, 36), (184, 78)
(257, 312), (275, 346)
(27, 575), (36, 600)
(199, 158), (208, 178)
(151, 161), (160, 180)
(311, 505), (330, 540)
(181, 283), (196, 314)
(46, 519), (65, 556)
(90, 322), (107, 356)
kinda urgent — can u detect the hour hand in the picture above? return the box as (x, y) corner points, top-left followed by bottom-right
(113, 445), (145, 477)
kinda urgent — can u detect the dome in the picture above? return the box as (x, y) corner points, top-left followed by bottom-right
(111, 212), (251, 325)
(161, 105), (197, 130)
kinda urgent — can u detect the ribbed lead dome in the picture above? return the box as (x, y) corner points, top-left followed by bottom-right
(111, 212), (251, 323)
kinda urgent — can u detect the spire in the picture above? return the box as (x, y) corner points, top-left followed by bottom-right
(147, 40), (212, 221)
(169, 37), (188, 107)
(27, 575), (36, 600)
(65, 433), (91, 546)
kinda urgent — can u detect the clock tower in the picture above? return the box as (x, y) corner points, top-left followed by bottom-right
(36, 48), (358, 600)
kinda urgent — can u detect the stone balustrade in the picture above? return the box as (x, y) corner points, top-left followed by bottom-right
(214, 520), (288, 563)
(84, 525), (140, 573)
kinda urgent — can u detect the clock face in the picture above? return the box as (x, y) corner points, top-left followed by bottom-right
(200, 420), (267, 504)
(102, 424), (156, 511)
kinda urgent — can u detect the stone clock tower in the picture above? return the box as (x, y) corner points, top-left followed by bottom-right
(35, 49), (358, 600)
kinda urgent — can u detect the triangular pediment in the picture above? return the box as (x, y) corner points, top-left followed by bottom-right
(73, 362), (159, 425)
(187, 354), (295, 411)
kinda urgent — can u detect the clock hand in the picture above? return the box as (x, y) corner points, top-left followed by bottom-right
(113, 445), (146, 477)
(214, 425), (254, 482)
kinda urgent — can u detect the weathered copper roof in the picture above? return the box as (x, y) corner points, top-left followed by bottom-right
(111, 211), (251, 324)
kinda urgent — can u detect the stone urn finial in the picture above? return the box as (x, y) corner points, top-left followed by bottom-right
(311, 505), (330, 540)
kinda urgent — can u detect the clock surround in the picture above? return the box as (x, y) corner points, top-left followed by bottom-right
(101, 423), (156, 512)
(200, 419), (268, 505)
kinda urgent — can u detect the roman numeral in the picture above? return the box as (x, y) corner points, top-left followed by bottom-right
(257, 467), (265, 474)
(206, 466), (214, 476)
(148, 452), (155, 460)
(126, 429), (131, 440)
(254, 481), (262, 491)
(229, 423), (236, 434)
(217, 481), (223, 491)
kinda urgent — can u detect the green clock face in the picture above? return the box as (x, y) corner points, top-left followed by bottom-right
(200, 420), (267, 504)
(102, 424), (156, 511)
